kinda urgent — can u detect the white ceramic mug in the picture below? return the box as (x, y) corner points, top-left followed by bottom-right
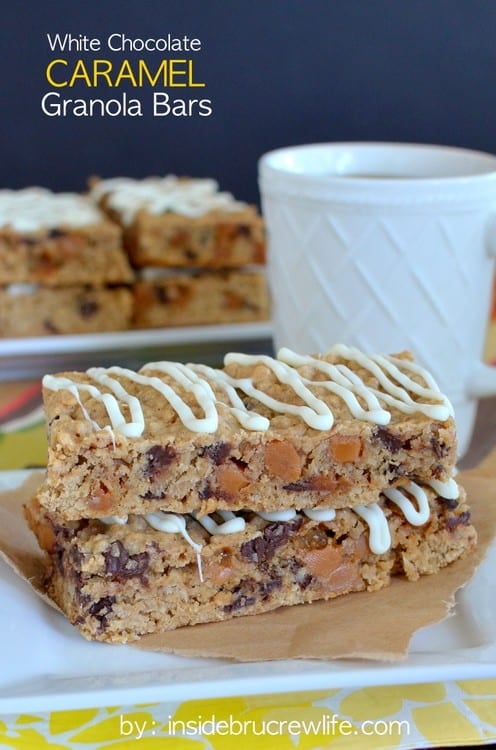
(259, 142), (496, 457)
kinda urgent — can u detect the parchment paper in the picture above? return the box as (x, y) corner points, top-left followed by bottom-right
(0, 459), (495, 663)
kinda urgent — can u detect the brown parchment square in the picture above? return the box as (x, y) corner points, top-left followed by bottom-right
(0, 461), (495, 662)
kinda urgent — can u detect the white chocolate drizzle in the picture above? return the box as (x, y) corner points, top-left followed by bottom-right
(42, 375), (113, 437)
(354, 503), (392, 554)
(101, 515), (128, 525)
(42, 346), (453, 437)
(303, 507), (337, 522)
(383, 482), (430, 526)
(258, 508), (337, 523)
(192, 510), (246, 536)
(428, 477), (459, 500)
(0, 188), (102, 231)
(144, 511), (204, 581)
(277, 346), (453, 421)
(89, 176), (247, 225)
(5, 283), (39, 296)
(99, 479), (458, 565)
(258, 509), (297, 522)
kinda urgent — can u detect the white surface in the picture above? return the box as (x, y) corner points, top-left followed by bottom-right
(259, 142), (496, 457)
(0, 323), (274, 382)
(0, 322), (273, 357)
(0, 469), (495, 714)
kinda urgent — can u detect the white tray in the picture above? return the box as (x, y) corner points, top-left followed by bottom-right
(0, 470), (495, 714)
(0, 323), (274, 380)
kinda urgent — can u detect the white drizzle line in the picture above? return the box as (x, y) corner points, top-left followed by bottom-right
(42, 375), (112, 437)
(0, 187), (102, 231)
(303, 507), (337, 522)
(144, 511), (204, 582)
(340, 345), (453, 419)
(193, 510), (246, 535)
(90, 176), (246, 225)
(222, 354), (334, 430)
(101, 515), (128, 525)
(99, 479), (457, 567)
(354, 504), (392, 554)
(43, 345), (453, 437)
(258, 509), (297, 522)
(190, 364), (270, 431)
(428, 477), (459, 500)
(116, 363), (219, 433)
(87, 368), (144, 437)
(383, 482), (430, 525)
(258, 508), (337, 522)
(277, 348), (390, 424)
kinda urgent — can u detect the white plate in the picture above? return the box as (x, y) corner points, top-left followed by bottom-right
(0, 470), (495, 714)
(0, 322), (274, 380)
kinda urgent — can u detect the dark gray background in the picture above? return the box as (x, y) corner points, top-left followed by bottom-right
(2, 0), (495, 203)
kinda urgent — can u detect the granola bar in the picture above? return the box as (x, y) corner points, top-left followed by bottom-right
(0, 284), (133, 337)
(90, 176), (265, 268)
(132, 269), (270, 328)
(0, 188), (133, 286)
(25, 481), (475, 643)
(40, 346), (457, 520)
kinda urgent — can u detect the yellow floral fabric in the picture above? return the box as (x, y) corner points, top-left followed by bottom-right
(1, 682), (496, 749)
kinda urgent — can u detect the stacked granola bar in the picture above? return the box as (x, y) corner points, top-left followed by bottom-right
(25, 345), (476, 643)
(0, 188), (134, 337)
(89, 176), (269, 328)
(0, 178), (269, 337)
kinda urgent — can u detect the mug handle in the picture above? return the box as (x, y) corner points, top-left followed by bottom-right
(468, 361), (496, 398)
(468, 227), (496, 398)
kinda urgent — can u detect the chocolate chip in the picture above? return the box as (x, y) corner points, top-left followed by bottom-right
(230, 457), (248, 471)
(436, 495), (459, 510)
(104, 540), (149, 579)
(283, 479), (312, 492)
(237, 224), (251, 237)
(144, 445), (177, 478)
(446, 511), (471, 530)
(374, 427), (403, 453)
(431, 434), (449, 458)
(283, 477), (333, 492)
(199, 482), (214, 500)
(432, 463), (444, 479)
(43, 319), (59, 334)
(229, 590), (254, 609)
(75, 583), (90, 607)
(78, 298), (99, 318)
(224, 596), (256, 613)
(299, 573), (313, 590)
(259, 575), (282, 598)
(69, 545), (84, 568)
(52, 519), (83, 541)
(141, 489), (166, 500)
(223, 573), (283, 613)
(89, 596), (116, 628)
(287, 557), (313, 589)
(199, 442), (231, 465)
(223, 578), (257, 613)
(53, 544), (65, 574)
(155, 286), (171, 304)
(386, 462), (405, 478)
(48, 228), (66, 239)
(240, 519), (302, 564)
